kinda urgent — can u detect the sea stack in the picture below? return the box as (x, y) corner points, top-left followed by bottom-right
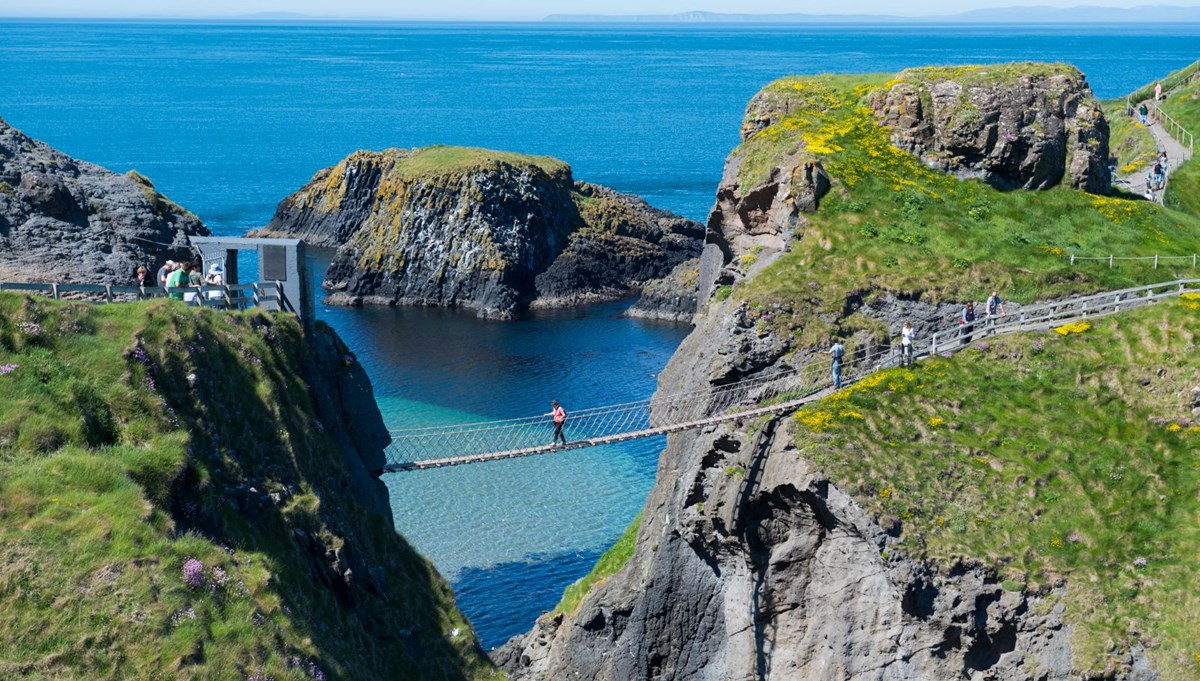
(255, 146), (704, 319)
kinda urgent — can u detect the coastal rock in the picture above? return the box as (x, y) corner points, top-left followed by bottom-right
(627, 257), (700, 323)
(255, 146), (703, 318)
(873, 64), (1110, 193)
(0, 116), (207, 283)
(497, 420), (1076, 681)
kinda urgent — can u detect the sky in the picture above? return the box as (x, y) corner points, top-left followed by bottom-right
(3, 0), (1200, 20)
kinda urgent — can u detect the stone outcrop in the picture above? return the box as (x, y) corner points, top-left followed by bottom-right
(496, 417), (1077, 681)
(255, 146), (703, 319)
(872, 64), (1110, 193)
(0, 116), (207, 283)
(627, 258), (700, 323)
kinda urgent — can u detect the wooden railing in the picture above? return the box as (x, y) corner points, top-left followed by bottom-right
(0, 281), (292, 314)
(927, 279), (1199, 355)
(1069, 254), (1200, 269)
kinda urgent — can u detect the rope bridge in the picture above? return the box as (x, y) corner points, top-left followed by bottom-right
(383, 279), (1200, 473)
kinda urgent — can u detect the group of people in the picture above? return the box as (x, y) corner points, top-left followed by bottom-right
(142, 259), (227, 304)
(828, 291), (1009, 389)
(1146, 151), (1170, 200)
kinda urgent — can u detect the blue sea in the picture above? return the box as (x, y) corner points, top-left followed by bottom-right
(1, 19), (1197, 648)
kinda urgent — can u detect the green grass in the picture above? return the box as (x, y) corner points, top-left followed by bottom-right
(1104, 100), (1159, 175)
(1155, 69), (1200, 218)
(726, 73), (1200, 352)
(789, 300), (1200, 680)
(392, 145), (569, 178)
(553, 513), (641, 616)
(1129, 58), (1200, 104)
(0, 295), (499, 681)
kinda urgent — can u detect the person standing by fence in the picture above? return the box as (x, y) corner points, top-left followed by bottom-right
(548, 400), (568, 447)
(1139, 102), (1149, 125)
(900, 321), (914, 367)
(1156, 82), (1163, 101)
(830, 340), (845, 389)
(960, 302), (977, 345)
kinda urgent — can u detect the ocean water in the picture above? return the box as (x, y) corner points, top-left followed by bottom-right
(2, 20), (1198, 648)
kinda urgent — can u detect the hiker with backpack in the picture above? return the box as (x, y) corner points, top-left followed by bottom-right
(830, 340), (845, 389)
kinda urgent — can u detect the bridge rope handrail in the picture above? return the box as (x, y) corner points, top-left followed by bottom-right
(383, 279), (1200, 471)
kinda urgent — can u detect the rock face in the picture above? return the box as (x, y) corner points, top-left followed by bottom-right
(496, 418), (1076, 681)
(256, 146), (703, 319)
(0, 116), (207, 283)
(873, 64), (1110, 194)
(496, 65), (1152, 681)
(627, 258), (700, 322)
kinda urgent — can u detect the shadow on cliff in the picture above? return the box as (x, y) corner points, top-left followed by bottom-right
(146, 307), (490, 680)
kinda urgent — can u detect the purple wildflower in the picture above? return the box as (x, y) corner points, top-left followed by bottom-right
(18, 321), (40, 337)
(170, 607), (197, 626)
(940, 352), (953, 358)
(976, 342), (991, 351)
(0, 363), (18, 375)
(252, 612), (265, 627)
(308, 662), (326, 681)
(131, 346), (150, 364)
(1133, 556), (1148, 567)
(1067, 532), (1082, 543)
(211, 566), (228, 587)
(183, 558), (205, 588)
(247, 668), (272, 681)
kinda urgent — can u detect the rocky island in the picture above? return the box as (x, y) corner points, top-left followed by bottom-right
(0, 116), (207, 283)
(254, 146), (704, 319)
(498, 62), (1200, 680)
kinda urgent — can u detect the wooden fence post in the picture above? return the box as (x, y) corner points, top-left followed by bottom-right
(104, 285), (113, 303)
(1109, 255), (1114, 268)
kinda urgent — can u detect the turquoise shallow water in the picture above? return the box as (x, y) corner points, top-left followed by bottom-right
(2, 20), (1199, 648)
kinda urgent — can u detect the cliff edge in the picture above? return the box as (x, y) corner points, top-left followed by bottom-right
(0, 296), (499, 680)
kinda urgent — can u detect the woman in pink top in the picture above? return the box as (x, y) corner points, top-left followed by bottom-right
(549, 400), (567, 447)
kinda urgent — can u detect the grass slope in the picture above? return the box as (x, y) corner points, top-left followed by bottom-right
(0, 295), (498, 681)
(552, 513), (641, 616)
(731, 72), (1200, 348)
(1155, 67), (1200, 218)
(1104, 100), (1158, 176)
(790, 300), (1200, 679)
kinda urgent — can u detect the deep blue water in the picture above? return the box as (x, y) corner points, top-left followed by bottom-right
(2, 20), (1198, 649)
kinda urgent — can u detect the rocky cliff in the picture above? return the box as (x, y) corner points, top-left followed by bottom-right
(497, 64), (1200, 681)
(873, 64), (1110, 193)
(0, 296), (498, 680)
(255, 146), (703, 319)
(0, 116), (208, 282)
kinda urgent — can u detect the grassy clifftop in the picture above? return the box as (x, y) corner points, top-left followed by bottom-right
(790, 299), (1200, 679)
(0, 296), (497, 680)
(728, 71), (1200, 336)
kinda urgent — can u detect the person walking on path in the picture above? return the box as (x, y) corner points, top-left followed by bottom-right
(1156, 82), (1163, 101)
(548, 400), (568, 447)
(900, 321), (914, 367)
(960, 302), (977, 345)
(829, 340), (845, 389)
(1152, 160), (1165, 190)
(1139, 102), (1149, 125)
